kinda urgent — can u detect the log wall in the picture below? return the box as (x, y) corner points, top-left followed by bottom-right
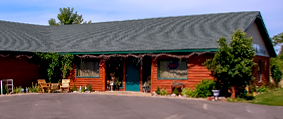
(150, 54), (214, 94)
(68, 60), (105, 92)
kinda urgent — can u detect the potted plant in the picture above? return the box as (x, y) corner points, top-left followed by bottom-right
(72, 84), (78, 93)
(85, 84), (92, 93)
(114, 77), (121, 90)
(211, 86), (220, 100)
(81, 86), (85, 93)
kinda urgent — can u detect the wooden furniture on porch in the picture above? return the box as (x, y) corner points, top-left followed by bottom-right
(37, 79), (51, 93)
(60, 79), (70, 93)
(142, 85), (150, 93)
(50, 83), (60, 92)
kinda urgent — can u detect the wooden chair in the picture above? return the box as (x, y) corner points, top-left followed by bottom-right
(60, 79), (70, 93)
(37, 79), (51, 93)
(50, 83), (60, 93)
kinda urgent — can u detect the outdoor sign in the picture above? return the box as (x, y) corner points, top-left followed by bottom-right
(167, 61), (179, 70)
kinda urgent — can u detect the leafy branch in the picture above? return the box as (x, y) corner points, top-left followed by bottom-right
(36, 53), (74, 82)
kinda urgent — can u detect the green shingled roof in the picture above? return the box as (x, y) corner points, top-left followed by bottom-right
(0, 11), (276, 57)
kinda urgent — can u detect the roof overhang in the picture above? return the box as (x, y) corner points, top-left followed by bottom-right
(58, 49), (218, 55)
(252, 13), (276, 57)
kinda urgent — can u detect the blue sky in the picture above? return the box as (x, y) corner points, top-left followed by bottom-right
(1, 0), (282, 51)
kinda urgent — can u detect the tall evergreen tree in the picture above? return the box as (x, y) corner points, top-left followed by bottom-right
(204, 29), (255, 98)
(48, 7), (91, 26)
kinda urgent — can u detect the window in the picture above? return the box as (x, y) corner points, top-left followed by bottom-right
(158, 60), (187, 79)
(77, 61), (100, 77)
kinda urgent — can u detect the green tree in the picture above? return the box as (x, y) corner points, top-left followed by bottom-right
(36, 53), (74, 82)
(272, 32), (283, 46)
(271, 61), (282, 85)
(270, 33), (283, 87)
(48, 18), (59, 26)
(203, 29), (255, 98)
(48, 7), (91, 26)
(272, 33), (283, 55)
(270, 57), (283, 87)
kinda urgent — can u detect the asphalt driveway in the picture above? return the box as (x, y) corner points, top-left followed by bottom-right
(0, 93), (282, 119)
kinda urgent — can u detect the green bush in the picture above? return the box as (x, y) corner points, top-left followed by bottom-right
(172, 87), (179, 96)
(271, 63), (282, 84)
(248, 81), (257, 93)
(87, 85), (92, 91)
(257, 86), (269, 93)
(28, 83), (38, 92)
(155, 86), (161, 95)
(237, 93), (254, 100)
(181, 88), (194, 97)
(13, 86), (22, 94)
(81, 86), (85, 92)
(72, 84), (78, 91)
(3, 85), (9, 94)
(191, 79), (215, 98)
(160, 88), (168, 96)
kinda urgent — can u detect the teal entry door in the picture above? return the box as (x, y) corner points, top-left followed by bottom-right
(126, 58), (140, 91)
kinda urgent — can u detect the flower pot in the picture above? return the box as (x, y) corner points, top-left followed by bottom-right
(212, 90), (220, 100)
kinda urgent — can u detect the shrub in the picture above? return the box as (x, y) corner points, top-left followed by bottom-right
(257, 86), (269, 93)
(28, 83), (39, 92)
(172, 87), (179, 96)
(87, 85), (92, 91)
(248, 81), (257, 93)
(191, 79), (215, 98)
(271, 63), (282, 85)
(237, 93), (254, 100)
(72, 84), (78, 91)
(81, 86), (85, 92)
(13, 86), (22, 94)
(160, 88), (168, 96)
(3, 85), (9, 94)
(181, 88), (194, 97)
(155, 86), (161, 95)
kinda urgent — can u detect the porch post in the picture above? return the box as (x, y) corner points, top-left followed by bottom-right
(140, 63), (143, 92)
(101, 59), (106, 92)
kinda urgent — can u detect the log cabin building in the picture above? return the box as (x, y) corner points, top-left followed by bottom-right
(0, 11), (276, 93)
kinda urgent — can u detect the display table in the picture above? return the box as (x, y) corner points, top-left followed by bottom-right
(142, 85), (150, 93)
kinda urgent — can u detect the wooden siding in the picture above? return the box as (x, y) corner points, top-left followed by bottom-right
(150, 54), (214, 94)
(67, 54), (270, 93)
(68, 59), (105, 91)
(0, 57), (40, 88)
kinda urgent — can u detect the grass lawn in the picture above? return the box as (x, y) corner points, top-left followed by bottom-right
(251, 88), (283, 106)
(227, 88), (283, 106)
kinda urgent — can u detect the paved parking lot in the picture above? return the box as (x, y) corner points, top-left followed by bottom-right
(0, 93), (282, 119)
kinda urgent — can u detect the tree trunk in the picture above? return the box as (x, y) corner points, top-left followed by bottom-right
(231, 86), (236, 98)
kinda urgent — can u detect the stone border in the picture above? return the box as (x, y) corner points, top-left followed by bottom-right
(0, 92), (206, 101)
